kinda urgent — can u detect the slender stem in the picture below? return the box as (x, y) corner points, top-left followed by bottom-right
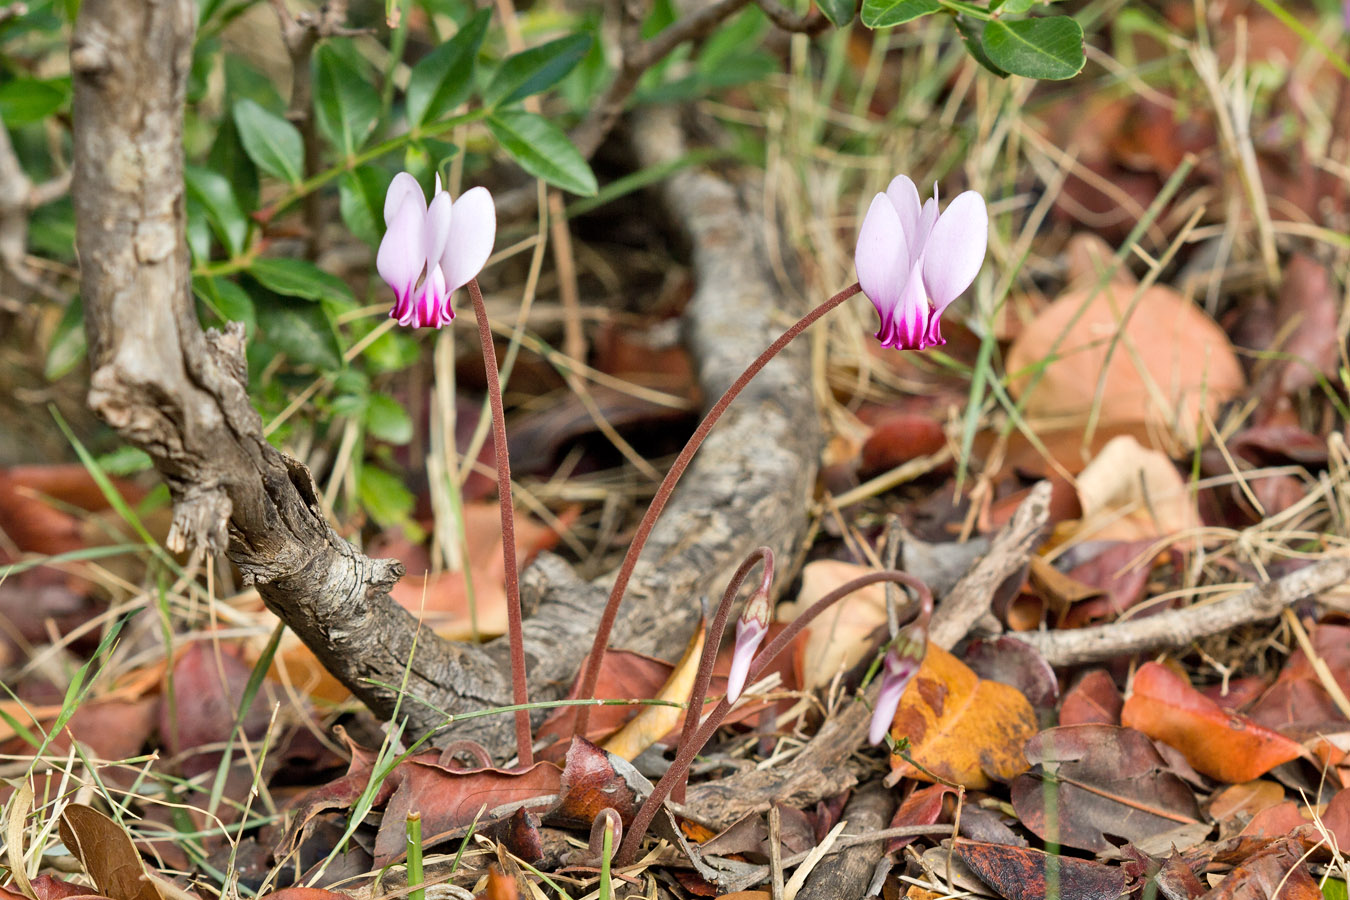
(672, 547), (773, 803)
(616, 569), (933, 866)
(468, 278), (531, 767)
(406, 812), (425, 900)
(572, 282), (862, 738)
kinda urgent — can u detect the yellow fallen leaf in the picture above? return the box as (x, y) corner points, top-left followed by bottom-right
(601, 620), (705, 761)
(889, 645), (1036, 790)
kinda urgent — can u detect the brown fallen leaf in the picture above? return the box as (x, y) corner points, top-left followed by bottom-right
(887, 784), (952, 852)
(1208, 781), (1287, 839)
(550, 738), (643, 829)
(1122, 663), (1304, 783)
(1010, 724), (1201, 853)
(954, 838), (1130, 900)
(58, 805), (164, 900)
(777, 560), (888, 690)
(1074, 436), (1199, 543)
(887, 644), (1037, 790)
(1238, 801), (1307, 839)
(1202, 836), (1321, 899)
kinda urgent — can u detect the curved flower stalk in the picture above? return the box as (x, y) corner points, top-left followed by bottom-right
(855, 174), (988, 351)
(377, 173), (495, 329)
(618, 569), (934, 866)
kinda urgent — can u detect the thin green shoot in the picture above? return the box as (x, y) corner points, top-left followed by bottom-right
(407, 812), (425, 900)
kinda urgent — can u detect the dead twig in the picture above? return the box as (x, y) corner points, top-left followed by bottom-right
(1007, 556), (1350, 666)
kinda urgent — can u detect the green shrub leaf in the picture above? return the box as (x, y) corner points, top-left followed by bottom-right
(486, 110), (598, 195)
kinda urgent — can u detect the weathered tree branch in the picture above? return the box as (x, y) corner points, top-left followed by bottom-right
(72, 0), (820, 761)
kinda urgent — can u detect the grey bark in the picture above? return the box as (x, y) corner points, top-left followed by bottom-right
(71, 0), (817, 759)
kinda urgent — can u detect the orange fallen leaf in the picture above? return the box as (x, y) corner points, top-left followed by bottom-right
(1006, 278), (1243, 447)
(1122, 662), (1304, 782)
(887, 644), (1036, 790)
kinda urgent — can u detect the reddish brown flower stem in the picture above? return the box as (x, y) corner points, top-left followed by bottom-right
(467, 278), (532, 767)
(572, 282), (863, 739)
(616, 569), (933, 866)
(672, 546), (774, 803)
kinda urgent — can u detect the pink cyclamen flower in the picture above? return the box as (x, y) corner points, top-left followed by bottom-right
(867, 624), (927, 746)
(854, 175), (988, 351)
(726, 587), (771, 705)
(377, 172), (495, 329)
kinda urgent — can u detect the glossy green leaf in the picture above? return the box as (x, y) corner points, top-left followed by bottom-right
(313, 42), (380, 157)
(193, 275), (257, 334)
(861, 0), (941, 27)
(359, 464), (416, 529)
(954, 17), (1011, 78)
(406, 9), (490, 128)
(817, 0), (857, 26)
(339, 166), (387, 247)
(248, 257), (355, 305)
(365, 393), (413, 445)
(484, 32), (593, 108)
(0, 78), (69, 125)
(233, 98), (304, 184)
(993, 0), (1039, 15)
(45, 296), (86, 381)
(486, 110), (597, 196)
(184, 165), (248, 257)
(257, 297), (342, 371)
(982, 17), (1085, 80)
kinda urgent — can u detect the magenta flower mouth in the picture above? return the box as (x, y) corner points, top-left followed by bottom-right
(854, 175), (988, 351)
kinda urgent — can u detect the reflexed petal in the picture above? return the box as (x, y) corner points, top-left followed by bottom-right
(884, 175), (922, 246)
(383, 172), (425, 226)
(913, 195), (939, 259)
(726, 617), (768, 705)
(875, 257), (929, 350)
(377, 195), (427, 304)
(441, 186), (496, 293)
(424, 191), (453, 266)
(855, 195), (910, 320)
(922, 190), (988, 312)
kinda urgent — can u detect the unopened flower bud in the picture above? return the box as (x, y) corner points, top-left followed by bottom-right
(868, 624), (927, 746)
(726, 588), (771, 704)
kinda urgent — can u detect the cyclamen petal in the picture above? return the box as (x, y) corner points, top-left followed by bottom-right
(377, 194), (427, 313)
(384, 172), (425, 225)
(885, 175), (922, 253)
(726, 616), (768, 705)
(875, 257), (930, 350)
(855, 195), (911, 322)
(442, 186), (496, 294)
(922, 190), (988, 313)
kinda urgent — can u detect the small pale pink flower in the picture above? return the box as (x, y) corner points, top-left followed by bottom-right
(868, 624), (927, 746)
(854, 175), (988, 351)
(377, 172), (495, 329)
(726, 588), (771, 705)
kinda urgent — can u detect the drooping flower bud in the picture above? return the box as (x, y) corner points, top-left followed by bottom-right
(868, 623), (927, 746)
(726, 586), (771, 705)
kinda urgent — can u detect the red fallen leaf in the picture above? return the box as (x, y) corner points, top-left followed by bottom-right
(1272, 255), (1341, 397)
(1199, 676), (1270, 713)
(859, 412), (948, 476)
(1060, 541), (1161, 628)
(25, 875), (108, 900)
(1010, 724), (1201, 853)
(1323, 789), (1350, 849)
(161, 642), (274, 779)
(1239, 801), (1307, 839)
(551, 737), (643, 828)
(962, 637), (1059, 709)
(1203, 836), (1322, 899)
(887, 784), (951, 852)
(954, 838), (1130, 900)
(1060, 670), (1122, 726)
(0, 464), (145, 555)
(1122, 662), (1304, 782)
(1209, 781), (1287, 839)
(1246, 624), (1350, 736)
(1229, 423), (1328, 469)
(490, 807), (544, 864)
(374, 758), (562, 863)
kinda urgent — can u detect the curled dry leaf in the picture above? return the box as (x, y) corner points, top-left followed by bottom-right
(776, 560), (889, 690)
(601, 618), (704, 761)
(1006, 281), (1243, 448)
(1122, 663), (1304, 783)
(1203, 836), (1322, 899)
(57, 805), (165, 900)
(551, 737), (645, 829)
(1010, 724), (1201, 853)
(1074, 436), (1198, 543)
(887, 644), (1037, 790)
(955, 839), (1130, 900)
